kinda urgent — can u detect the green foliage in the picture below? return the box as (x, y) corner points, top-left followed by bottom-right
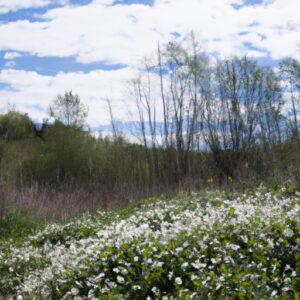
(0, 210), (45, 245)
(0, 111), (35, 141)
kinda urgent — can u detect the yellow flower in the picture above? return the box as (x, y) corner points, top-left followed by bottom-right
(207, 178), (214, 183)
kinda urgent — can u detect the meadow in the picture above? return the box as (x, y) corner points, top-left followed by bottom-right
(0, 185), (299, 299)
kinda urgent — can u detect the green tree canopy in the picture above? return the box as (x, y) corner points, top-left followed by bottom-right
(0, 111), (35, 141)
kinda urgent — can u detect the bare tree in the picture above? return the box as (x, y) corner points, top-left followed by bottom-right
(49, 91), (88, 129)
(105, 97), (118, 140)
(280, 58), (300, 142)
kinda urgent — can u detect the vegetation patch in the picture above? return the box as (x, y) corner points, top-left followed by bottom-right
(0, 187), (299, 299)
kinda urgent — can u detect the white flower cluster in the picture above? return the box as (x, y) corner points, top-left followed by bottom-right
(0, 187), (299, 299)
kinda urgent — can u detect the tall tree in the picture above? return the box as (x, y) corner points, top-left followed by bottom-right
(279, 58), (300, 142)
(49, 91), (88, 129)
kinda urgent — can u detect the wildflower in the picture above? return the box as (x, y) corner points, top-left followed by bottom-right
(156, 261), (164, 267)
(284, 265), (290, 271)
(211, 258), (217, 264)
(147, 258), (153, 264)
(191, 275), (199, 281)
(175, 247), (183, 254)
(283, 228), (294, 237)
(284, 277), (291, 284)
(181, 262), (188, 269)
(95, 273), (105, 282)
(175, 277), (182, 285)
(228, 244), (240, 251)
(121, 268), (128, 275)
(71, 288), (79, 296)
(117, 276), (125, 284)
(271, 290), (277, 297)
(183, 241), (189, 248)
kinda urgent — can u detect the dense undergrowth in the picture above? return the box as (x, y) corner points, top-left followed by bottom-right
(0, 186), (299, 299)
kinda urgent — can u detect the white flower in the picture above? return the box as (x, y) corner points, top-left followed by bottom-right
(133, 285), (141, 290)
(95, 273), (105, 281)
(284, 264), (290, 271)
(267, 239), (274, 248)
(228, 244), (240, 251)
(175, 247), (183, 254)
(181, 262), (188, 269)
(17, 296), (23, 300)
(283, 228), (294, 237)
(117, 276), (125, 284)
(241, 235), (248, 243)
(183, 241), (189, 248)
(175, 277), (182, 285)
(134, 256), (139, 262)
(121, 268), (128, 275)
(211, 258), (217, 264)
(271, 290), (277, 297)
(151, 286), (159, 294)
(71, 288), (79, 296)
(156, 261), (164, 267)
(284, 277), (291, 284)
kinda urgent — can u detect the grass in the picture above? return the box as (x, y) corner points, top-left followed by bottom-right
(0, 186), (299, 299)
(0, 210), (45, 247)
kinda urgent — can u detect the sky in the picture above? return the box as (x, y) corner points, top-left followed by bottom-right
(0, 0), (299, 131)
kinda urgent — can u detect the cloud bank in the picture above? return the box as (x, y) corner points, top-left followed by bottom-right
(0, 0), (299, 127)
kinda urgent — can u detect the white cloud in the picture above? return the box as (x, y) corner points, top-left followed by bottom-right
(4, 61), (16, 68)
(0, 0), (67, 14)
(0, 0), (298, 65)
(3, 51), (21, 60)
(0, 68), (137, 127)
(0, 0), (299, 128)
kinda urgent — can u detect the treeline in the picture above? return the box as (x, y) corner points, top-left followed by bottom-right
(129, 38), (300, 185)
(0, 37), (299, 217)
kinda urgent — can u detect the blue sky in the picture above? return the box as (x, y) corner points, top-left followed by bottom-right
(0, 0), (299, 133)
